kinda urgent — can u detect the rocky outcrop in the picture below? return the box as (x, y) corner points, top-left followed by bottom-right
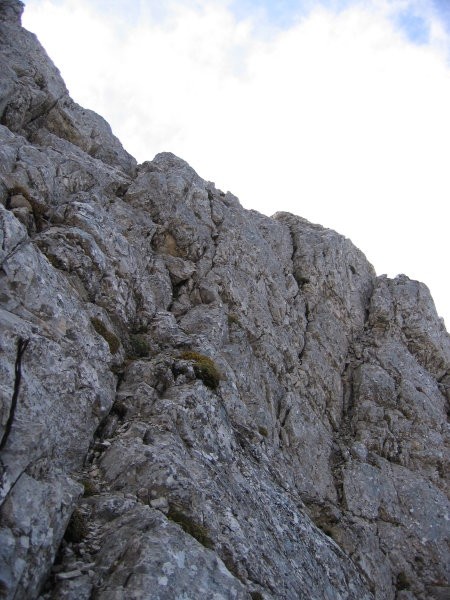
(0, 2), (448, 599)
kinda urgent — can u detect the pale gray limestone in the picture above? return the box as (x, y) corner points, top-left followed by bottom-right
(0, 2), (448, 599)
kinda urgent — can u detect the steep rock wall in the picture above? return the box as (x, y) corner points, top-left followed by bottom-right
(0, 2), (448, 599)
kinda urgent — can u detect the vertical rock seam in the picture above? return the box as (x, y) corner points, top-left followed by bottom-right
(0, 337), (29, 452)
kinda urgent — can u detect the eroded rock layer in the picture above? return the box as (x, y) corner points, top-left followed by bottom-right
(0, 2), (449, 599)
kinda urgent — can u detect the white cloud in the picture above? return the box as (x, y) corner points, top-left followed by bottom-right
(23, 0), (450, 325)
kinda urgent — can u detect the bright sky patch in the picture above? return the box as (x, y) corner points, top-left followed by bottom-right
(22, 0), (450, 326)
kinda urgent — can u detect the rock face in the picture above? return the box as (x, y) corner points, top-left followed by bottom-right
(0, 2), (448, 599)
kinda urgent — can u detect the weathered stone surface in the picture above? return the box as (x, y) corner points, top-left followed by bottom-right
(0, 0), (135, 176)
(0, 2), (448, 599)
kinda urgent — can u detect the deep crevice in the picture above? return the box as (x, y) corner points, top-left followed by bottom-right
(0, 337), (29, 453)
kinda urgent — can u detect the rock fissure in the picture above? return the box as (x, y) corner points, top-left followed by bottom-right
(0, 336), (28, 452)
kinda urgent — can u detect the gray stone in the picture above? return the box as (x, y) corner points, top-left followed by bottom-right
(0, 3), (448, 600)
(55, 570), (83, 580)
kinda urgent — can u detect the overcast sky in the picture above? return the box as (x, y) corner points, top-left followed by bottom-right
(23, 0), (450, 326)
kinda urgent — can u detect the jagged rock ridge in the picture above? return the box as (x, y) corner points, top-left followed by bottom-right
(0, 2), (449, 599)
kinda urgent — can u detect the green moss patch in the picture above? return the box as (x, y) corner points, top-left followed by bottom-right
(65, 509), (89, 543)
(228, 313), (240, 326)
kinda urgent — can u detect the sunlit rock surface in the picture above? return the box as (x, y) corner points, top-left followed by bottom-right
(0, 2), (449, 599)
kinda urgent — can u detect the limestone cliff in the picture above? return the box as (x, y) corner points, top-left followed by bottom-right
(0, 2), (448, 599)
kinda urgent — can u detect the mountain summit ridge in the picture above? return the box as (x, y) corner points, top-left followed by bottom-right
(0, 2), (449, 598)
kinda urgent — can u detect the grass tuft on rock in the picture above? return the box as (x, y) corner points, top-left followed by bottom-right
(396, 572), (410, 591)
(81, 479), (97, 497)
(91, 317), (120, 354)
(129, 334), (151, 358)
(180, 351), (222, 390)
(167, 506), (213, 549)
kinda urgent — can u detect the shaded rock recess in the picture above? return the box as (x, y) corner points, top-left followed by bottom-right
(0, 2), (449, 599)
